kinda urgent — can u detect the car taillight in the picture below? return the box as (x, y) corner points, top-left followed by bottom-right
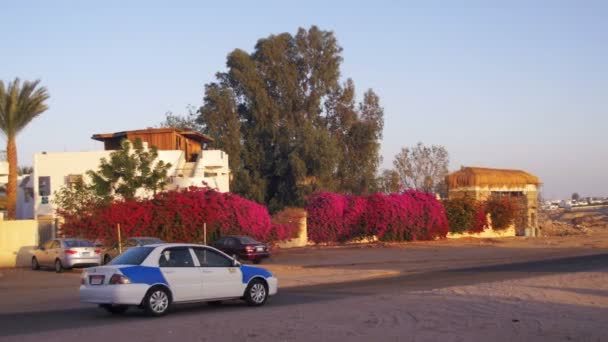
(94, 250), (101, 254)
(65, 249), (77, 255)
(245, 246), (255, 252)
(109, 274), (131, 285)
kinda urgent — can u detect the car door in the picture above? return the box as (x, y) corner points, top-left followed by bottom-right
(192, 247), (243, 300)
(45, 240), (61, 266)
(157, 247), (201, 302)
(36, 240), (52, 266)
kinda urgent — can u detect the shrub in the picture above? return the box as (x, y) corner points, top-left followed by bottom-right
(59, 187), (297, 245)
(443, 197), (488, 234)
(306, 190), (448, 243)
(485, 197), (519, 230)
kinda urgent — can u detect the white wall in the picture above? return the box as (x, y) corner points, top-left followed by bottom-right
(32, 149), (230, 218)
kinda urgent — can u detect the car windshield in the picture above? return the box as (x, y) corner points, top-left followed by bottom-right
(63, 240), (94, 248)
(237, 236), (260, 244)
(109, 247), (155, 265)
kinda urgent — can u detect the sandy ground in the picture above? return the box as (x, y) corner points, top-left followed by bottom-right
(262, 232), (608, 288)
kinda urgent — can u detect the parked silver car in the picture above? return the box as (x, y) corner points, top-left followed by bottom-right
(31, 238), (101, 273)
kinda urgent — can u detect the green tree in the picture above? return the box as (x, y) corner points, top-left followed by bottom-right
(197, 26), (384, 210)
(18, 166), (33, 175)
(159, 105), (202, 131)
(53, 180), (100, 216)
(571, 192), (580, 201)
(0, 78), (49, 219)
(87, 138), (172, 201)
(376, 169), (401, 194)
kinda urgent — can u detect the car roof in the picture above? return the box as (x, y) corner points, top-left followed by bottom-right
(146, 243), (212, 248)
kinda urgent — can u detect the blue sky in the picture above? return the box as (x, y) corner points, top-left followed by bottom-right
(2, 0), (607, 199)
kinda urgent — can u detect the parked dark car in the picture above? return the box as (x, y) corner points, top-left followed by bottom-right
(212, 236), (270, 264)
(100, 237), (164, 264)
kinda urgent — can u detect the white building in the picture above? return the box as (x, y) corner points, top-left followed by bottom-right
(21, 128), (230, 220)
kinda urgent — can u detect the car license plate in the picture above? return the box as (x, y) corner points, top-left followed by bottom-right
(82, 252), (90, 256)
(89, 275), (104, 285)
(256, 247), (263, 252)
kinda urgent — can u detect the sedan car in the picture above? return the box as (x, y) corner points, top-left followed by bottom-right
(32, 238), (101, 273)
(101, 237), (164, 265)
(212, 236), (271, 264)
(80, 243), (278, 316)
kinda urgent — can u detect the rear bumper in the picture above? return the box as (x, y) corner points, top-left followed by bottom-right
(80, 284), (149, 305)
(267, 276), (278, 296)
(64, 256), (101, 268)
(240, 252), (271, 261)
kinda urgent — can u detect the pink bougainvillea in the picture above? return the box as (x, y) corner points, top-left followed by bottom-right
(306, 190), (449, 243)
(60, 187), (297, 245)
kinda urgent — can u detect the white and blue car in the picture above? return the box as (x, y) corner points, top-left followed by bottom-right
(80, 243), (278, 316)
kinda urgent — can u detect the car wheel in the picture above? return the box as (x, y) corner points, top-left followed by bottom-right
(143, 287), (171, 316)
(103, 255), (111, 265)
(31, 257), (40, 270)
(54, 259), (64, 273)
(100, 304), (128, 314)
(244, 279), (268, 306)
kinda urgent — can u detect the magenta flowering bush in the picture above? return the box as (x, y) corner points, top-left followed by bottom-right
(60, 187), (297, 244)
(306, 191), (449, 243)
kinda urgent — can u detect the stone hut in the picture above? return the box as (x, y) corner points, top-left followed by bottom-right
(446, 167), (541, 233)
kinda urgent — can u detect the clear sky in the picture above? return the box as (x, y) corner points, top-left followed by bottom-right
(2, 0), (607, 199)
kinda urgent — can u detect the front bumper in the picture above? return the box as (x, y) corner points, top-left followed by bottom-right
(267, 276), (278, 296)
(80, 284), (149, 305)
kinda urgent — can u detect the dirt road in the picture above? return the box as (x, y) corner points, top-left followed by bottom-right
(1, 240), (606, 342)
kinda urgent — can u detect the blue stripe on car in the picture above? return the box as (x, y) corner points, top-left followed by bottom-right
(240, 265), (272, 284)
(120, 266), (168, 285)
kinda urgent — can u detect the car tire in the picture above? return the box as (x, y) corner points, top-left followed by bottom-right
(54, 259), (64, 273)
(100, 304), (129, 314)
(244, 279), (268, 307)
(103, 255), (111, 265)
(31, 257), (40, 270)
(143, 287), (171, 317)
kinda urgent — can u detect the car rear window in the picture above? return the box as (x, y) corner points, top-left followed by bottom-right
(109, 247), (155, 265)
(237, 236), (260, 244)
(64, 240), (94, 248)
(139, 238), (163, 245)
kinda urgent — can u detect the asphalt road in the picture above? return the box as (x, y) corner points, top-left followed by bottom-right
(0, 253), (606, 341)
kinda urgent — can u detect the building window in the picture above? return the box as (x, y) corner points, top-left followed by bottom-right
(204, 172), (218, 178)
(67, 174), (83, 188)
(38, 176), (51, 196)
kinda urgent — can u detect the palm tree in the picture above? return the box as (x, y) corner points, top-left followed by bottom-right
(0, 78), (49, 219)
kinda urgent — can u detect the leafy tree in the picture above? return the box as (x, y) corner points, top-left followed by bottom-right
(53, 180), (100, 216)
(196, 26), (384, 211)
(0, 78), (49, 219)
(376, 169), (401, 194)
(571, 192), (580, 201)
(87, 138), (172, 201)
(392, 142), (450, 194)
(18, 166), (33, 175)
(159, 105), (202, 131)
